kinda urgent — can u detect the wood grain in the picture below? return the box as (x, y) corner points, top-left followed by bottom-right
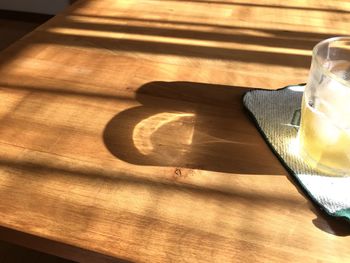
(0, 14), (73, 263)
(0, 0), (349, 262)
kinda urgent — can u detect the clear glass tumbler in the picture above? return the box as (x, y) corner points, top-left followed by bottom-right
(299, 37), (350, 176)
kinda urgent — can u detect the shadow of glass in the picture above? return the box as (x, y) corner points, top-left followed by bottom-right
(103, 81), (287, 175)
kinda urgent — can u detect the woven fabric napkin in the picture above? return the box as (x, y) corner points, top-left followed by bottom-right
(243, 85), (350, 222)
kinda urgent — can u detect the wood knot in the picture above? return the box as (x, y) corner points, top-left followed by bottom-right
(174, 168), (182, 177)
(173, 168), (194, 180)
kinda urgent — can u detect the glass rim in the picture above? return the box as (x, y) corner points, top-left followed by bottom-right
(313, 36), (350, 89)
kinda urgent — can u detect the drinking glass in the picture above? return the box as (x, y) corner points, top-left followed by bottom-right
(299, 37), (350, 176)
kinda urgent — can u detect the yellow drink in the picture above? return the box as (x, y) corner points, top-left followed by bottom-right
(299, 96), (350, 175)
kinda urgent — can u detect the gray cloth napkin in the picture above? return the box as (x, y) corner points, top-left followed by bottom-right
(243, 85), (350, 222)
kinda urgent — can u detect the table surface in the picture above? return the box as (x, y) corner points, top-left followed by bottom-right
(0, 0), (349, 262)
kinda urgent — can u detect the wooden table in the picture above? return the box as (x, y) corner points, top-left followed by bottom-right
(0, 0), (349, 262)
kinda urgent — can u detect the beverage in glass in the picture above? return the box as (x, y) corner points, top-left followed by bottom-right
(299, 37), (350, 176)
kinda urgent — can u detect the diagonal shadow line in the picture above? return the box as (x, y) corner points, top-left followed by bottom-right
(53, 20), (322, 50)
(35, 31), (312, 68)
(69, 14), (344, 40)
(160, 0), (350, 14)
(0, 157), (298, 206)
(0, 82), (134, 101)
